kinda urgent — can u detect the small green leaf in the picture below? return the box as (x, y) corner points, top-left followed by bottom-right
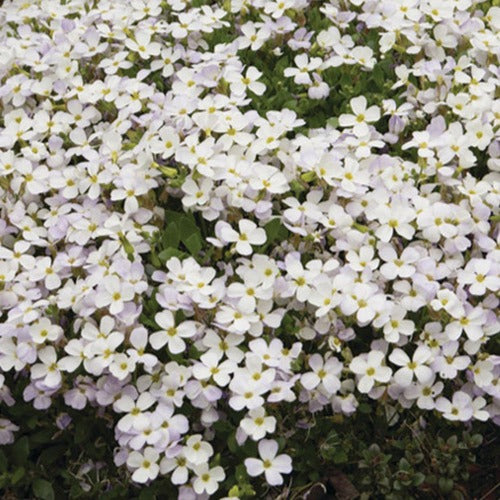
(359, 403), (372, 414)
(228, 485), (240, 497)
(138, 487), (156, 500)
(33, 478), (55, 500)
(301, 171), (316, 183)
(0, 450), (7, 472)
(372, 64), (385, 90)
(327, 117), (339, 128)
(263, 218), (288, 245)
(235, 464), (248, 482)
(184, 233), (202, 255)
(413, 472), (425, 486)
(161, 222), (180, 249)
(158, 247), (186, 262)
(11, 466), (25, 485)
(438, 477), (454, 494)
(38, 445), (66, 466)
(12, 436), (29, 465)
(228, 433), (239, 454)
(74, 424), (90, 444)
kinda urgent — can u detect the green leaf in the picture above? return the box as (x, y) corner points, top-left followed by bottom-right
(138, 488), (156, 500)
(263, 218), (288, 246)
(178, 216), (199, 240)
(12, 436), (29, 465)
(184, 233), (202, 255)
(158, 247), (186, 262)
(333, 450), (348, 464)
(275, 56), (290, 74)
(27, 416), (39, 429)
(413, 472), (425, 486)
(0, 450), (7, 472)
(372, 64), (385, 91)
(235, 464), (248, 482)
(33, 478), (55, 500)
(228, 433), (239, 454)
(30, 429), (54, 445)
(164, 209), (183, 224)
(11, 466), (25, 485)
(359, 403), (372, 414)
(119, 234), (135, 262)
(228, 485), (240, 497)
(74, 423), (90, 444)
(438, 477), (454, 493)
(38, 445), (66, 466)
(150, 250), (161, 268)
(161, 222), (180, 249)
(470, 434), (483, 447)
(327, 116), (339, 128)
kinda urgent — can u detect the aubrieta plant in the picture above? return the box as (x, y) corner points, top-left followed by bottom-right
(0, 0), (499, 498)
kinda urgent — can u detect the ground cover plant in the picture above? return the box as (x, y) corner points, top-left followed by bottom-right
(0, 0), (499, 498)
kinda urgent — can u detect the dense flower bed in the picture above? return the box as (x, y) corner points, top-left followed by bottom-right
(0, 0), (498, 498)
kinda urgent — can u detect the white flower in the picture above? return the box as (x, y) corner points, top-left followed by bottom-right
(228, 375), (269, 411)
(184, 434), (214, 465)
(284, 254), (319, 302)
(240, 407), (276, 441)
(349, 351), (392, 393)
(127, 447), (160, 483)
(182, 178), (213, 207)
(435, 391), (473, 421)
(217, 219), (266, 256)
(115, 393), (156, 432)
(239, 22), (271, 51)
(372, 204), (416, 242)
(192, 350), (235, 387)
(192, 464), (225, 495)
(471, 359), (494, 388)
(30, 256), (61, 290)
(29, 318), (63, 344)
(340, 283), (387, 324)
(244, 439), (292, 486)
(339, 96), (380, 135)
(379, 245), (420, 280)
(381, 305), (415, 343)
(31, 346), (63, 388)
(404, 376), (444, 410)
(389, 346), (433, 387)
(160, 451), (190, 485)
(346, 246), (379, 273)
(109, 353), (136, 380)
(457, 259), (498, 296)
(0, 418), (19, 445)
(430, 289), (465, 319)
(125, 31), (161, 59)
(284, 53), (323, 85)
(150, 311), (197, 354)
(301, 354), (342, 394)
(94, 275), (135, 315)
(227, 66), (266, 96)
(431, 342), (470, 379)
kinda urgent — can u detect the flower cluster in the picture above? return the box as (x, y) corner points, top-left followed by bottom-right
(0, 0), (499, 497)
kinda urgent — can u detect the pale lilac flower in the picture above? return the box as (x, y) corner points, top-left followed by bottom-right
(389, 346), (433, 387)
(244, 439), (292, 486)
(126, 447), (160, 483)
(349, 351), (392, 393)
(192, 464), (225, 495)
(217, 219), (266, 256)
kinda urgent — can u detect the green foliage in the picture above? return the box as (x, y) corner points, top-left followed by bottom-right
(279, 409), (497, 500)
(149, 207), (208, 269)
(260, 218), (289, 253)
